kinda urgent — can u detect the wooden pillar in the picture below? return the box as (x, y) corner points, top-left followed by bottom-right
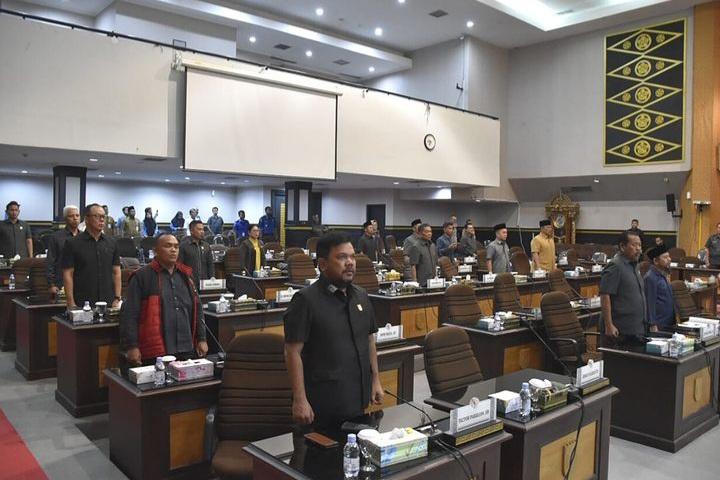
(679, 2), (720, 253)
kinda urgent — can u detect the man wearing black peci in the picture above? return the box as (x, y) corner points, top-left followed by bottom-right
(284, 232), (384, 427)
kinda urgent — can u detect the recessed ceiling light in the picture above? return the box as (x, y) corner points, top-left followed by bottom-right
(393, 181), (400, 185)
(368, 66), (375, 73)
(374, 27), (383, 36)
(249, 36), (256, 43)
(114, 171), (121, 175)
(398, 0), (406, 3)
(466, 20), (475, 28)
(89, 158), (98, 162)
(305, 50), (313, 57)
(164, 179), (170, 182)
(436, 185), (444, 188)
(220, 181), (226, 185)
(98, 174), (105, 178)
(243, 179), (250, 183)
(21, 170), (28, 174)
(593, 178), (600, 183)
(184, 176), (191, 180)
(315, 7), (324, 16)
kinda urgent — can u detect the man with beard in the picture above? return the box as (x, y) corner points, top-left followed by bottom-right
(600, 230), (646, 341)
(283, 232), (383, 427)
(644, 245), (675, 332)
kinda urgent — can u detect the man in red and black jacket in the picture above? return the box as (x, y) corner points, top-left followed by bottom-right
(120, 233), (208, 365)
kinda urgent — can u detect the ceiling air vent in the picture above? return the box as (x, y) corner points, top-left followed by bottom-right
(562, 186), (593, 193)
(428, 9), (448, 18)
(141, 157), (166, 162)
(274, 43), (292, 50)
(333, 59), (350, 65)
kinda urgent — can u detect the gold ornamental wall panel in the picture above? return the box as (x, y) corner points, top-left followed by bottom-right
(604, 19), (686, 166)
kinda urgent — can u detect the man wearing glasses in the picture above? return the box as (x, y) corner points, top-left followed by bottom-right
(62, 203), (121, 310)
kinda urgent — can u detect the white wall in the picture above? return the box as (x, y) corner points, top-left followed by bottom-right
(482, 201), (676, 232)
(114, 2), (237, 58)
(0, 176), (54, 221)
(506, 11), (694, 179)
(370, 38), (469, 109)
(235, 186), (267, 223)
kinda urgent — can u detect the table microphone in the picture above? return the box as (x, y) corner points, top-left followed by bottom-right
(382, 389), (443, 439)
(199, 315), (226, 361)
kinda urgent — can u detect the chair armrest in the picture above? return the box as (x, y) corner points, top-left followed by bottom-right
(583, 331), (603, 337)
(204, 406), (218, 461)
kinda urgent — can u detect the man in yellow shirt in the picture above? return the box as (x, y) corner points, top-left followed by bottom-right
(531, 219), (556, 271)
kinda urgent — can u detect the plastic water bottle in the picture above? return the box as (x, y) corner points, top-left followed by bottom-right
(343, 433), (360, 479)
(669, 334), (681, 358)
(154, 357), (166, 386)
(8, 274), (15, 290)
(138, 247), (145, 263)
(83, 301), (91, 312)
(520, 382), (532, 417)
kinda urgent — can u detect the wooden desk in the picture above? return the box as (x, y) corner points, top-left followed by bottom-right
(445, 312), (601, 379)
(671, 266), (720, 283)
(55, 315), (119, 416)
(370, 291), (445, 341)
(599, 345), (719, 452)
(13, 298), (65, 380)
(245, 403), (512, 480)
(0, 265), (12, 286)
(0, 287), (31, 351)
(368, 342), (422, 413)
(203, 307), (287, 349)
(106, 369), (221, 480)
(198, 290), (228, 303)
(232, 275), (289, 301)
(426, 368), (618, 480)
(566, 273), (602, 298)
(473, 280), (549, 316)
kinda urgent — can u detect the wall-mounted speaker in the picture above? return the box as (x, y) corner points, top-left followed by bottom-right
(666, 193), (676, 213)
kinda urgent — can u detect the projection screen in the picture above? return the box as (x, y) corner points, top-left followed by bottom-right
(184, 68), (337, 180)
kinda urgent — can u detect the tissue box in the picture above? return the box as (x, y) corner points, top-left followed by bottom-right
(167, 358), (214, 382)
(476, 318), (495, 330)
(646, 340), (669, 355)
(489, 390), (521, 414)
(532, 270), (547, 279)
(128, 365), (159, 385)
(514, 275), (528, 283)
(564, 270), (580, 278)
(362, 428), (428, 468)
(69, 309), (94, 325)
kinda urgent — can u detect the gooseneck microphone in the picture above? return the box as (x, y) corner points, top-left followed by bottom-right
(199, 315), (226, 360)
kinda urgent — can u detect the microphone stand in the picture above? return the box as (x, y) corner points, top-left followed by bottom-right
(199, 315), (226, 361)
(514, 312), (575, 383)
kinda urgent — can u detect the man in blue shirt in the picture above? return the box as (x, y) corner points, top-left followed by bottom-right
(233, 210), (250, 241)
(259, 206), (277, 241)
(207, 207), (224, 235)
(644, 244), (675, 332)
(436, 222), (459, 259)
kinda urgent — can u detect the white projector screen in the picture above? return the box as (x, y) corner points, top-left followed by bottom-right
(184, 68), (337, 179)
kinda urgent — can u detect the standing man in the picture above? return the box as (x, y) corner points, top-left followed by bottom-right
(628, 219), (645, 249)
(207, 207), (224, 235)
(120, 233), (207, 365)
(704, 222), (720, 269)
(600, 230), (646, 340)
(0, 201), (32, 259)
(46, 205), (80, 299)
(233, 210), (250, 241)
(284, 232), (383, 427)
(116, 207), (128, 236)
(436, 222), (459, 259)
(179, 220), (215, 288)
(644, 245), (675, 332)
(402, 219), (422, 254)
(310, 213), (328, 237)
(408, 223), (438, 286)
(459, 224), (478, 256)
(370, 219), (386, 256)
(122, 206), (141, 238)
(449, 215), (459, 244)
(531, 219), (556, 271)
(259, 206), (277, 242)
(102, 205), (115, 237)
(357, 221), (379, 261)
(486, 223), (512, 274)
(62, 204), (121, 309)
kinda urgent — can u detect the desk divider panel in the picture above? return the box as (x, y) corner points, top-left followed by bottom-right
(539, 420), (597, 480)
(400, 307), (438, 339)
(234, 325), (285, 338)
(683, 366), (712, 419)
(169, 408), (208, 470)
(47, 320), (57, 357)
(503, 343), (544, 374)
(97, 344), (119, 388)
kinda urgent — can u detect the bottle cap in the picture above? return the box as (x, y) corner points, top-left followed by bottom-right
(522, 382), (529, 389)
(347, 433), (356, 443)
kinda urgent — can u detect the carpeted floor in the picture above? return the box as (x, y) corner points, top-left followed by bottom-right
(0, 407), (48, 480)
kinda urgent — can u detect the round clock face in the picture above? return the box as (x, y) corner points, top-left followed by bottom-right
(553, 214), (566, 229)
(424, 134), (436, 151)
